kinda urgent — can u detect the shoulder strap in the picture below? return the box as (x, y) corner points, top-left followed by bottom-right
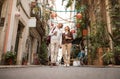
(52, 27), (56, 33)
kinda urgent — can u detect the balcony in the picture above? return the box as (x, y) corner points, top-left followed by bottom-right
(29, 1), (45, 37)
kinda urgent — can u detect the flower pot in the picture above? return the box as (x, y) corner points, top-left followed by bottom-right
(76, 23), (81, 28)
(23, 61), (27, 65)
(76, 13), (82, 19)
(71, 30), (75, 34)
(8, 59), (13, 65)
(82, 29), (88, 36)
(98, 48), (103, 65)
(51, 12), (57, 19)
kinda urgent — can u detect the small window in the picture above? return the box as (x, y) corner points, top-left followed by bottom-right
(0, 1), (5, 27)
(0, 17), (5, 26)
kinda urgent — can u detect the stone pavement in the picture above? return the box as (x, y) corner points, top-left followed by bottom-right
(0, 65), (120, 69)
(0, 66), (120, 79)
(0, 65), (41, 69)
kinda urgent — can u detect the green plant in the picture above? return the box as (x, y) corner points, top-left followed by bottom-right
(33, 6), (40, 15)
(87, 21), (110, 65)
(102, 51), (115, 65)
(108, 26), (120, 65)
(66, 0), (73, 8)
(109, 0), (120, 26)
(38, 41), (48, 65)
(4, 51), (16, 65)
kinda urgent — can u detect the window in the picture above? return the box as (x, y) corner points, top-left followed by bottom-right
(0, 1), (5, 27)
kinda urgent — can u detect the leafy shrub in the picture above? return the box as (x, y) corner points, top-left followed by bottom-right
(4, 51), (16, 65)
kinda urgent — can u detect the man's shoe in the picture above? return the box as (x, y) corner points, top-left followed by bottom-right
(53, 63), (57, 66)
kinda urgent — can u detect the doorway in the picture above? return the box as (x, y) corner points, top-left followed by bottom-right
(14, 21), (24, 64)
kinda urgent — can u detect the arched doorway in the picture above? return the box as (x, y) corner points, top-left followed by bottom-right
(15, 21), (24, 65)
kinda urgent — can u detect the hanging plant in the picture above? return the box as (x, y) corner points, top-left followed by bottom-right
(51, 12), (57, 19)
(32, 6), (40, 15)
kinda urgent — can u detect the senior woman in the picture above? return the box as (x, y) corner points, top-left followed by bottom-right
(62, 26), (73, 66)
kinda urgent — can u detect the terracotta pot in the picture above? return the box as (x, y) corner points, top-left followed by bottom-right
(76, 23), (81, 28)
(51, 12), (57, 19)
(71, 30), (75, 33)
(76, 13), (82, 19)
(8, 59), (13, 65)
(82, 29), (88, 36)
(97, 48), (103, 65)
(23, 61), (27, 65)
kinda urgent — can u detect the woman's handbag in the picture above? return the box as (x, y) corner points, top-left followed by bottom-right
(46, 27), (56, 45)
(47, 35), (51, 44)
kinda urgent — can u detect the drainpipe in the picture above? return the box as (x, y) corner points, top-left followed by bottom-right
(3, 0), (13, 53)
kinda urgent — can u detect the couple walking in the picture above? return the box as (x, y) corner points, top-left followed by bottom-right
(49, 23), (73, 66)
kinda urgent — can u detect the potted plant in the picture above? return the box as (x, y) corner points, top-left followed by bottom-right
(4, 51), (16, 65)
(76, 23), (81, 28)
(88, 21), (110, 65)
(82, 29), (88, 36)
(102, 51), (115, 65)
(22, 56), (28, 65)
(38, 41), (48, 65)
(114, 46), (120, 65)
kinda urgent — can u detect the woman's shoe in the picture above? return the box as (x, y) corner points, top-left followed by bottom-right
(67, 64), (70, 67)
(63, 64), (67, 67)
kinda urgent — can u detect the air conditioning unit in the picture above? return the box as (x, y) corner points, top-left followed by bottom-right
(28, 17), (36, 27)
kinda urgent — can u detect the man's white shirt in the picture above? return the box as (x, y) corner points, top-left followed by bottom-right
(49, 26), (62, 45)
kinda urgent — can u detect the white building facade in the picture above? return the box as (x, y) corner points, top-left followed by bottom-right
(0, 0), (46, 65)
